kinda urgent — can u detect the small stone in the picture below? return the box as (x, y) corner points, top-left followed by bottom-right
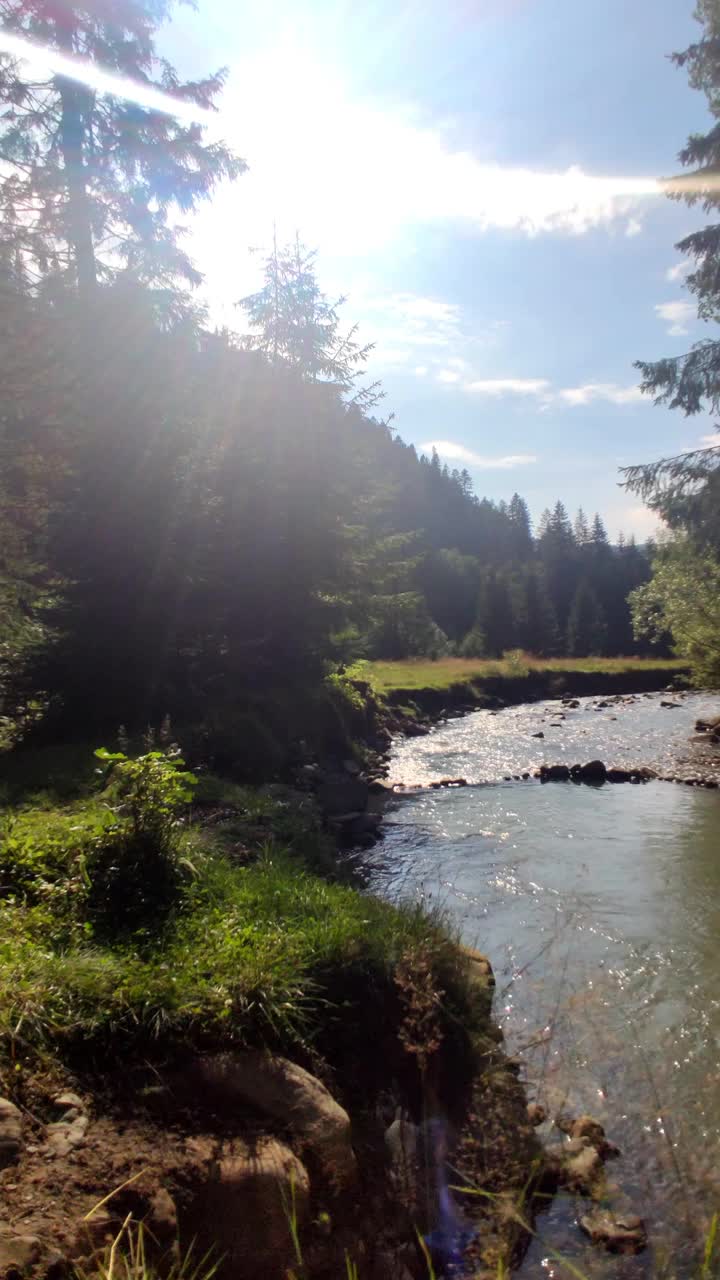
(579, 1209), (647, 1254)
(527, 1103), (546, 1126)
(531, 731), (545, 739)
(0, 1233), (42, 1276)
(52, 1091), (84, 1111)
(46, 1113), (89, 1157)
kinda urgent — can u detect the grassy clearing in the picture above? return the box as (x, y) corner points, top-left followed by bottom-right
(363, 655), (689, 694)
(0, 768), (479, 1084)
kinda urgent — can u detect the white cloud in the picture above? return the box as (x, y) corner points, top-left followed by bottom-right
(655, 300), (696, 336)
(465, 377), (551, 397)
(625, 218), (643, 238)
(557, 382), (644, 406)
(666, 262), (690, 283)
(420, 440), (537, 469)
(442, 376), (644, 406)
(437, 369), (462, 384)
(604, 501), (663, 543)
(700, 431), (720, 446)
(183, 49), (665, 310)
(414, 365), (428, 378)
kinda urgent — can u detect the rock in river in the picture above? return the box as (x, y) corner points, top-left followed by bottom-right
(580, 1210), (647, 1254)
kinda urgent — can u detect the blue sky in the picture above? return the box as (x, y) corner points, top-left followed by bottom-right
(161, 0), (717, 539)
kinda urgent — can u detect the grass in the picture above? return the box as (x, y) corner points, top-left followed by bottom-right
(0, 774), (481, 1082)
(363, 654), (689, 694)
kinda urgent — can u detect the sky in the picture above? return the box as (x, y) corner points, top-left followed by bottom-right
(8, 0), (717, 540)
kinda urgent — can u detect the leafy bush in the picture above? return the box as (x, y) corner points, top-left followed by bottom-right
(458, 626), (487, 658)
(85, 748), (198, 938)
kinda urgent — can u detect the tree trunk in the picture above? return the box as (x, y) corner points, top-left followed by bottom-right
(57, 73), (96, 296)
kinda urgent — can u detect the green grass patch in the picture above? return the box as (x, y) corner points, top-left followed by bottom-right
(0, 781), (479, 1086)
(364, 655), (689, 694)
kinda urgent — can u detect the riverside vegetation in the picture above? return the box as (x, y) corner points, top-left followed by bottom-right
(1, 0), (720, 1275)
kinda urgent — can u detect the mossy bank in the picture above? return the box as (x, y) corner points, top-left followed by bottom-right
(0, 741), (549, 1279)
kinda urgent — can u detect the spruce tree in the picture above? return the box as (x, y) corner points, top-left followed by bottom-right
(240, 235), (382, 407)
(573, 508), (590, 546)
(0, 0), (243, 299)
(567, 581), (608, 657)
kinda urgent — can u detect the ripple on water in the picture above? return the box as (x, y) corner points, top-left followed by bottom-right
(367, 694), (720, 1277)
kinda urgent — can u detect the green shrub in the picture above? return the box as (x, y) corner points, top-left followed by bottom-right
(85, 748), (198, 938)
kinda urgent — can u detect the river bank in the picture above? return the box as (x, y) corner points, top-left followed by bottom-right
(364, 660), (719, 789)
(0, 744), (557, 1280)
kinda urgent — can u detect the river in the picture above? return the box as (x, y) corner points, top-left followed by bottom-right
(365, 690), (720, 1278)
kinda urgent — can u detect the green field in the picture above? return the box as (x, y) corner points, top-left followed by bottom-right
(364, 655), (688, 694)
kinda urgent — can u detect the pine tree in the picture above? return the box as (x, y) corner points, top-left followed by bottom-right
(538, 500), (578, 631)
(0, 0), (243, 299)
(590, 513), (609, 547)
(567, 581), (608, 656)
(474, 569), (515, 657)
(524, 566), (560, 655)
(573, 508), (590, 546)
(240, 235), (382, 407)
(508, 492), (533, 558)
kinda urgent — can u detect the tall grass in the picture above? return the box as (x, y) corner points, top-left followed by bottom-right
(363, 654), (689, 694)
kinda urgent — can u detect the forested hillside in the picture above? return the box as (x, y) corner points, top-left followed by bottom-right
(0, 0), (657, 757)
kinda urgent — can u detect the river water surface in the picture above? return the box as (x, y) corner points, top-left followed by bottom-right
(365, 692), (720, 1278)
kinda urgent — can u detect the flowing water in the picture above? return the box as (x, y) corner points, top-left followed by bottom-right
(364, 691), (720, 1278)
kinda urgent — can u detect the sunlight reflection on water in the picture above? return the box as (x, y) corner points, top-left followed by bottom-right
(365, 693), (720, 1278)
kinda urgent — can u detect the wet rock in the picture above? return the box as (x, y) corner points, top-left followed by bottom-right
(460, 947), (495, 987)
(188, 1052), (356, 1190)
(696, 716), (720, 733)
(539, 764), (570, 782)
(660, 701), (681, 709)
(522, 772), (530, 780)
(577, 759), (607, 783)
(579, 1209), (647, 1254)
(187, 1137), (310, 1280)
(429, 777), (467, 788)
(368, 778), (394, 795)
(527, 1103), (547, 1126)
(531, 731), (545, 739)
(562, 1137), (605, 1193)
(0, 1098), (23, 1169)
(343, 759), (361, 776)
(568, 1114), (620, 1156)
(606, 767), (632, 783)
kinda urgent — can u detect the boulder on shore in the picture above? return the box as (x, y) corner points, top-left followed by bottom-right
(185, 1052), (356, 1191)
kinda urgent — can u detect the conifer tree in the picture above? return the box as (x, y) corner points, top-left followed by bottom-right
(567, 581), (607, 657)
(0, 0), (243, 299)
(240, 235), (382, 407)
